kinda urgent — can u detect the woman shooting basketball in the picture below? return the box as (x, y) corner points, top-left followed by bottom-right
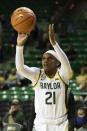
(16, 24), (71, 131)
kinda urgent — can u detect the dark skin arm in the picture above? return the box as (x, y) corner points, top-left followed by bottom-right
(49, 24), (56, 46)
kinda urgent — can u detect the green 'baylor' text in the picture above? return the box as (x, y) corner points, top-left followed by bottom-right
(40, 82), (60, 89)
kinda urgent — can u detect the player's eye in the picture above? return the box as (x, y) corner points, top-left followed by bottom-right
(42, 57), (45, 60)
(48, 57), (52, 60)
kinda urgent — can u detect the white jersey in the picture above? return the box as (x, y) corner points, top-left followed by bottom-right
(16, 42), (71, 130)
(34, 69), (68, 119)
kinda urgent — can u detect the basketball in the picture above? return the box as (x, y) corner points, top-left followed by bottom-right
(11, 7), (36, 34)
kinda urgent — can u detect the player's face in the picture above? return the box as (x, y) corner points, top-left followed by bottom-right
(42, 53), (59, 72)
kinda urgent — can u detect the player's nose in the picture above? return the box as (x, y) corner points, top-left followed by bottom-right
(44, 59), (48, 63)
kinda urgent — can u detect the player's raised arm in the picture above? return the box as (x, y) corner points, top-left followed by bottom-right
(49, 24), (71, 85)
(16, 32), (40, 84)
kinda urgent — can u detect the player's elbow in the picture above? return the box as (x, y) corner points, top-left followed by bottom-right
(67, 67), (72, 79)
(68, 67), (72, 77)
(16, 64), (24, 74)
(63, 64), (72, 78)
(64, 66), (72, 83)
(69, 66), (72, 77)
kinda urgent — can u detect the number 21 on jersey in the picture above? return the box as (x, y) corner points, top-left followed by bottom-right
(45, 91), (56, 105)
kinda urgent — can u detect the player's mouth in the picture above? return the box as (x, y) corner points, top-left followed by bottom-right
(43, 63), (48, 66)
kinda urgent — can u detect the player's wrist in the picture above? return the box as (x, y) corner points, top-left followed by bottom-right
(9, 113), (12, 115)
(50, 40), (56, 46)
(17, 43), (24, 46)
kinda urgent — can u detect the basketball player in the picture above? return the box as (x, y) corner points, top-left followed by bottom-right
(16, 24), (71, 131)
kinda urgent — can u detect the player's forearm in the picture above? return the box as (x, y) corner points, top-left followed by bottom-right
(16, 46), (40, 83)
(53, 42), (71, 77)
(53, 42), (69, 65)
(16, 46), (24, 71)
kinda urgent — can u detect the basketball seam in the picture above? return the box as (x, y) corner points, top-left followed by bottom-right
(27, 15), (35, 31)
(13, 16), (33, 27)
(12, 11), (34, 17)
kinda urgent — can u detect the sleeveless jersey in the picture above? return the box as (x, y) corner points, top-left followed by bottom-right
(34, 69), (68, 119)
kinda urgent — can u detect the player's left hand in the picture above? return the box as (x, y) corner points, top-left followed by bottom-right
(49, 24), (56, 46)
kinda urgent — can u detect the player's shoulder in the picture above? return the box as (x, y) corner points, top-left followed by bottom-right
(30, 67), (41, 72)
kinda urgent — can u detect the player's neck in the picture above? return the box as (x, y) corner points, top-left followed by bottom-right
(45, 69), (57, 78)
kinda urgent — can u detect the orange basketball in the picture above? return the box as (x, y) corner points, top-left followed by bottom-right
(11, 7), (36, 34)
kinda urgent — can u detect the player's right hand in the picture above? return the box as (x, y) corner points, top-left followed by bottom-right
(17, 32), (29, 46)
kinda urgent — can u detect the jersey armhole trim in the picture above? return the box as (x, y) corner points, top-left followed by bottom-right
(33, 69), (42, 88)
